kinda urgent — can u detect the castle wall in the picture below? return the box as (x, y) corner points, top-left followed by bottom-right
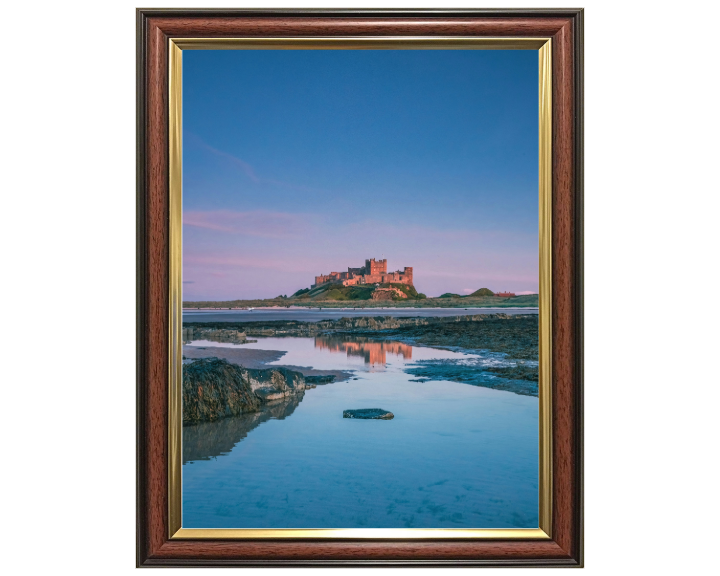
(314, 274), (331, 286)
(315, 258), (413, 288)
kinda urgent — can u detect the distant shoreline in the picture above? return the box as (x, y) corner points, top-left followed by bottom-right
(183, 307), (537, 323)
(183, 294), (539, 310)
(183, 306), (539, 311)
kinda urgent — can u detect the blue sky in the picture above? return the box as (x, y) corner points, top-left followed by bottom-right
(183, 49), (538, 300)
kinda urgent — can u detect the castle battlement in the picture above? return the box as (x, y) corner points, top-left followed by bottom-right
(313, 258), (414, 288)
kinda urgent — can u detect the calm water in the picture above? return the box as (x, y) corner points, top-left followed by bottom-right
(182, 336), (538, 529)
(183, 307), (537, 323)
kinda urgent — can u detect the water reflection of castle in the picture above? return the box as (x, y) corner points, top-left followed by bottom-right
(315, 336), (412, 366)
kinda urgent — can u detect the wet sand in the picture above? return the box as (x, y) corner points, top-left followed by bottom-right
(183, 345), (284, 368)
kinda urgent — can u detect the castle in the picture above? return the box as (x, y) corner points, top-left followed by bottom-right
(313, 258), (414, 288)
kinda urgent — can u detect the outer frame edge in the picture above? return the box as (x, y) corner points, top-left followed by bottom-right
(140, 557), (580, 568)
(136, 8), (148, 569)
(572, 7), (585, 569)
(137, 7), (584, 566)
(136, 8), (586, 18)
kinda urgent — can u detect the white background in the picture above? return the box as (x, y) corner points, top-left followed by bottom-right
(2, 0), (718, 574)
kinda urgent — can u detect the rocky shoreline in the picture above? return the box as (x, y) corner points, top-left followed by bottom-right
(182, 314), (539, 426)
(182, 345), (353, 384)
(406, 359), (538, 397)
(187, 313), (535, 347)
(186, 314), (538, 388)
(183, 358), (313, 424)
(351, 315), (539, 389)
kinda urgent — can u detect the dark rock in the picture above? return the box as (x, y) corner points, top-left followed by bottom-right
(405, 359), (538, 397)
(183, 358), (307, 424)
(484, 364), (539, 382)
(183, 327), (248, 345)
(343, 408), (394, 420)
(305, 374), (336, 384)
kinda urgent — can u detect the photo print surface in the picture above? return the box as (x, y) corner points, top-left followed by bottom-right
(180, 48), (540, 529)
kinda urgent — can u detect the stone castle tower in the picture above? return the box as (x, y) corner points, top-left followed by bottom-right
(313, 258), (414, 288)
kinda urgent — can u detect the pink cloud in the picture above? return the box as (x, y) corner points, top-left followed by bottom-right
(184, 253), (322, 274)
(183, 210), (315, 239)
(420, 269), (538, 283)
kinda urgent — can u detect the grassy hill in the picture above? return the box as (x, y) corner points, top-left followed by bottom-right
(289, 282), (424, 302)
(468, 287), (495, 297)
(184, 283), (538, 309)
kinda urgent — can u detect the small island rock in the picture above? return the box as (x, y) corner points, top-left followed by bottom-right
(343, 408), (394, 420)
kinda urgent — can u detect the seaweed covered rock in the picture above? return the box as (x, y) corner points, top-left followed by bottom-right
(182, 327), (250, 345)
(183, 358), (260, 424)
(343, 408), (394, 420)
(183, 358), (307, 424)
(305, 374), (336, 384)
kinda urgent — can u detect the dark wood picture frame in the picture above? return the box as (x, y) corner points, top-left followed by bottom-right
(137, 8), (583, 567)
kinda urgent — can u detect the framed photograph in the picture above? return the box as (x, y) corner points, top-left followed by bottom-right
(137, 8), (583, 567)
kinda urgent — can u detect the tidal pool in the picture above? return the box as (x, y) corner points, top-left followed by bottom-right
(182, 336), (538, 529)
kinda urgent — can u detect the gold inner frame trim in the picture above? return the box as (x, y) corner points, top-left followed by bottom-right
(167, 36), (552, 540)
